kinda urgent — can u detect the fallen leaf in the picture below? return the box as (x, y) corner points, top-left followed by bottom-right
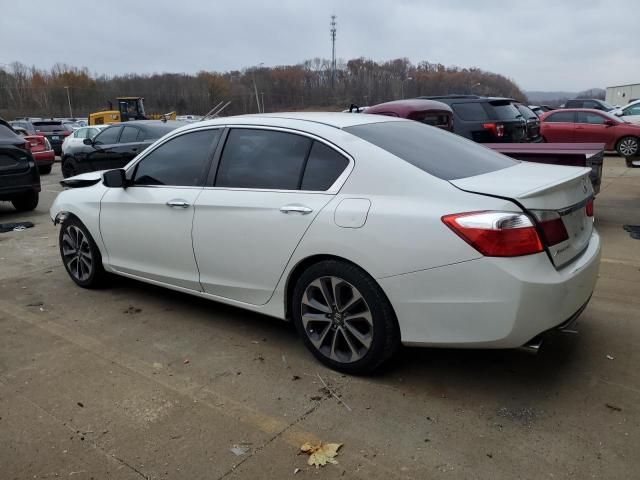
(300, 442), (343, 468)
(606, 354), (614, 360)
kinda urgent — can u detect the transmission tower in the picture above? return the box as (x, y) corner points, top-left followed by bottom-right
(330, 15), (337, 89)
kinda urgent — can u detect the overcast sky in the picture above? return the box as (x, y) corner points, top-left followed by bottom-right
(1, 0), (637, 92)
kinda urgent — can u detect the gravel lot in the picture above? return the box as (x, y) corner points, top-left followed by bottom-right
(1, 157), (638, 479)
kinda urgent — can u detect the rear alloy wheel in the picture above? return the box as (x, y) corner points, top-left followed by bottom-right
(11, 191), (38, 211)
(616, 136), (639, 157)
(59, 218), (106, 288)
(292, 260), (399, 374)
(61, 157), (79, 178)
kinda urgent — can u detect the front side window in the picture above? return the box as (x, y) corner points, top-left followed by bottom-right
(133, 129), (221, 187)
(545, 111), (575, 123)
(94, 126), (122, 145)
(577, 112), (606, 125)
(216, 129), (311, 189)
(301, 142), (349, 191)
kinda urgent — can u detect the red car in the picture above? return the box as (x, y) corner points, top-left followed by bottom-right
(364, 99), (454, 132)
(13, 126), (55, 174)
(540, 108), (640, 157)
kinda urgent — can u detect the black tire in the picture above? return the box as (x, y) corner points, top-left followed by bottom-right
(61, 157), (79, 178)
(39, 164), (52, 175)
(292, 260), (400, 375)
(58, 217), (107, 288)
(616, 136), (639, 157)
(11, 191), (38, 211)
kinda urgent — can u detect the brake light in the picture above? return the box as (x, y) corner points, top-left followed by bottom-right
(586, 198), (594, 217)
(442, 211), (543, 257)
(531, 210), (569, 246)
(483, 122), (505, 138)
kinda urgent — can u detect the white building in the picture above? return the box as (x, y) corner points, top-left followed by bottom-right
(606, 83), (640, 106)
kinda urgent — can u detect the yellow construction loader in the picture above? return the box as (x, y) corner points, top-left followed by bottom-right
(89, 97), (176, 125)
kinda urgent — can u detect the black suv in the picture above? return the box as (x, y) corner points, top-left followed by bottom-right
(0, 119), (40, 212)
(61, 120), (186, 178)
(418, 95), (527, 143)
(564, 99), (615, 112)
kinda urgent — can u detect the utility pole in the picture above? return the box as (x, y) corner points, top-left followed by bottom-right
(64, 86), (73, 118)
(260, 92), (265, 114)
(330, 15), (337, 89)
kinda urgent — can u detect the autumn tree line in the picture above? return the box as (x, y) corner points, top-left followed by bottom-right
(0, 58), (526, 119)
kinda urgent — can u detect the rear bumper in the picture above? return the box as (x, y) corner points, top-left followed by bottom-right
(33, 150), (55, 166)
(380, 230), (601, 348)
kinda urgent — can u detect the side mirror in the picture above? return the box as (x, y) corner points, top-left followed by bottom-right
(102, 169), (127, 188)
(83, 138), (93, 145)
(604, 119), (616, 127)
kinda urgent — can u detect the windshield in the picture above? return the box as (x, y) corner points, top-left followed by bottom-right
(345, 121), (517, 180)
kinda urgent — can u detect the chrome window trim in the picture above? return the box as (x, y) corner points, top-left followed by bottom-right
(126, 124), (354, 194)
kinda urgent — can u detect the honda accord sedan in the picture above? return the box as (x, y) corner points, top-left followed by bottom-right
(50, 113), (601, 374)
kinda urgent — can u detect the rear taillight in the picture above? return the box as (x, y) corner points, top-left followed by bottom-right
(442, 211), (543, 257)
(483, 122), (505, 138)
(44, 138), (52, 150)
(586, 198), (594, 217)
(533, 210), (569, 246)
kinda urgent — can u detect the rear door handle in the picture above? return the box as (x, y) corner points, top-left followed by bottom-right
(166, 200), (190, 208)
(280, 205), (313, 215)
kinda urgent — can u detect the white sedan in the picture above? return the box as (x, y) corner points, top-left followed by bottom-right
(612, 99), (640, 124)
(50, 113), (601, 374)
(61, 125), (108, 156)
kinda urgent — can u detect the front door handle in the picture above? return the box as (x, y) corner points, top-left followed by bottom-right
(166, 200), (190, 208)
(280, 205), (313, 215)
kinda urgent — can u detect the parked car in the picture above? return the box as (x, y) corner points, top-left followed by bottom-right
(540, 108), (640, 157)
(61, 120), (185, 178)
(32, 120), (73, 155)
(0, 119), (40, 211)
(611, 99), (640, 124)
(363, 99), (453, 131)
(513, 103), (542, 142)
(51, 113), (600, 374)
(61, 125), (108, 157)
(9, 120), (37, 135)
(418, 95), (527, 143)
(564, 99), (616, 112)
(13, 126), (55, 174)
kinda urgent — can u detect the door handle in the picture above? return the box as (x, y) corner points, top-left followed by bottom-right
(280, 205), (313, 215)
(166, 200), (190, 208)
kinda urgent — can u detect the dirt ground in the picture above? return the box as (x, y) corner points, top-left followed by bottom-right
(0, 157), (638, 480)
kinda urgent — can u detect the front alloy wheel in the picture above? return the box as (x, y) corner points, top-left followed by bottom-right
(301, 276), (373, 363)
(61, 225), (93, 282)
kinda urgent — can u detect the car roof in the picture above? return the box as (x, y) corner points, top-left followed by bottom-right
(418, 95), (515, 104)
(365, 99), (453, 116)
(184, 112), (407, 130)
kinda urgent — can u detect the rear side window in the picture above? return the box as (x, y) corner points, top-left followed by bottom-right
(545, 111), (575, 123)
(94, 126), (122, 145)
(345, 121), (517, 180)
(119, 126), (140, 143)
(133, 129), (221, 186)
(216, 129), (311, 189)
(451, 103), (489, 121)
(301, 142), (349, 191)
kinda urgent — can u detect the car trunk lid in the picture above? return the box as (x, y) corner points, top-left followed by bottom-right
(450, 162), (594, 268)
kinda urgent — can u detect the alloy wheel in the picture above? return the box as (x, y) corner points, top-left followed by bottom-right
(300, 276), (373, 363)
(61, 225), (93, 282)
(619, 138), (639, 156)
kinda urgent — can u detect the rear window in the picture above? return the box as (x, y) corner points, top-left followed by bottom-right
(488, 101), (522, 120)
(33, 122), (65, 132)
(451, 103), (489, 121)
(345, 121), (517, 180)
(140, 122), (186, 140)
(515, 104), (538, 120)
